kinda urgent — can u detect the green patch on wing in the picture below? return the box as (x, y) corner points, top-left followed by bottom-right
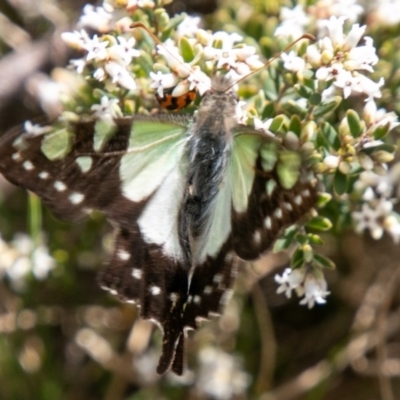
(93, 120), (117, 152)
(230, 133), (261, 213)
(41, 128), (73, 160)
(120, 118), (190, 202)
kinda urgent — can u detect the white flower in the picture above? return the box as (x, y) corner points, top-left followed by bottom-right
(78, 4), (113, 33)
(126, 0), (155, 11)
(299, 274), (330, 309)
(352, 199), (393, 240)
(371, 0), (400, 27)
(384, 215), (400, 243)
(104, 62), (137, 90)
(346, 37), (378, 71)
(253, 118), (275, 137)
(61, 29), (90, 50)
(275, 5), (310, 38)
(93, 67), (106, 81)
(82, 35), (109, 62)
(149, 71), (179, 97)
(275, 267), (306, 298)
(177, 15), (202, 37)
(187, 68), (211, 95)
(70, 58), (86, 74)
(313, 0), (363, 23)
(363, 100), (400, 132)
(23, 121), (52, 137)
(275, 267), (330, 308)
(196, 347), (250, 400)
(91, 96), (120, 120)
(281, 51), (306, 72)
(108, 36), (140, 66)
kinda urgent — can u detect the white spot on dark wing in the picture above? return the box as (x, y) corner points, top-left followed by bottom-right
(193, 295), (201, 304)
(220, 289), (233, 305)
(125, 299), (136, 304)
(54, 181), (67, 192)
(132, 268), (142, 279)
(109, 289), (118, 295)
(224, 252), (233, 263)
(12, 152), (22, 161)
(203, 286), (212, 294)
(274, 208), (283, 219)
(23, 161), (34, 171)
(188, 295), (193, 303)
(213, 274), (223, 284)
(253, 230), (262, 245)
(295, 195), (303, 205)
(208, 311), (221, 318)
(284, 202), (293, 211)
(117, 249), (130, 261)
(69, 192), (85, 205)
(265, 216), (272, 230)
(150, 286), (161, 295)
(39, 171), (49, 180)
(169, 292), (179, 305)
(302, 189), (311, 197)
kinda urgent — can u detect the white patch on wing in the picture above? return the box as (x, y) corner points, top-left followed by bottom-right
(23, 160), (34, 170)
(138, 161), (186, 261)
(117, 249), (130, 261)
(12, 152), (22, 161)
(132, 268), (142, 279)
(150, 286), (161, 295)
(54, 181), (67, 192)
(39, 171), (49, 179)
(69, 192), (85, 204)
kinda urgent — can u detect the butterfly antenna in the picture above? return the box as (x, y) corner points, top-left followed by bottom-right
(226, 33), (316, 91)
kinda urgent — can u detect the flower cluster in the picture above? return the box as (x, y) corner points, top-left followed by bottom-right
(275, 266), (330, 308)
(0, 233), (55, 290)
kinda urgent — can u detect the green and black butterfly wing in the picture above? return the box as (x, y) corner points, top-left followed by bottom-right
(0, 115), (195, 373)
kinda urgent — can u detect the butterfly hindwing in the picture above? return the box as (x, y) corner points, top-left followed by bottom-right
(230, 129), (317, 260)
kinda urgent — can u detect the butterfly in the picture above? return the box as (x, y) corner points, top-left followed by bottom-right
(0, 74), (317, 375)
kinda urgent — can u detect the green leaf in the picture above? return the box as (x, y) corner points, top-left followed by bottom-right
(313, 96), (342, 117)
(314, 253), (336, 269)
(362, 143), (396, 155)
(289, 115), (301, 136)
(291, 247), (305, 269)
(294, 84), (313, 99)
(316, 192), (332, 208)
(373, 123), (390, 140)
(333, 168), (348, 195)
(179, 36), (195, 62)
(320, 122), (340, 151)
(306, 216), (333, 231)
(346, 110), (363, 138)
(273, 226), (298, 252)
(294, 232), (308, 245)
(262, 102), (275, 119)
(269, 115), (285, 133)
(307, 234), (325, 245)
(41, 128), (73, 160)
(308, 93), (322, 106)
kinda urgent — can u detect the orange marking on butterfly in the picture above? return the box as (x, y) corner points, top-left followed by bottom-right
(155, 87), (197, 111)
